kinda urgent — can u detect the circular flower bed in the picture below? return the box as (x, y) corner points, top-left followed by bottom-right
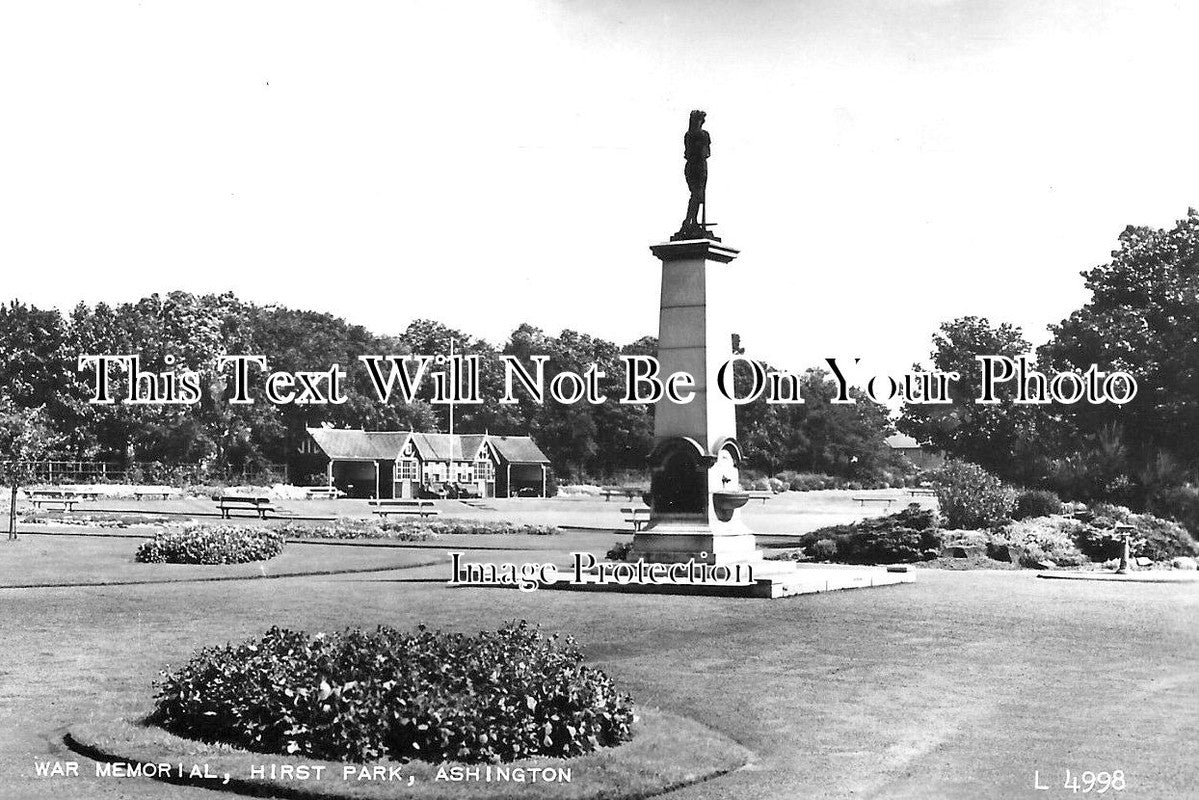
(135, 524), (285, 564)
(152, 622), (635, 764)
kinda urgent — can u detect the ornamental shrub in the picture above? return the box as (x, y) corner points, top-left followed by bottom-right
(933, 461), (1016, 529)
(1084, 503), (1199, 562)
(797, 505), (941, 564)
(135, 525), (284, 564)
(810, 538), (838, 561)
(992, 518), (1089, 567)
(153, 622), (635, 764)
(1012, 489), (1063, 520)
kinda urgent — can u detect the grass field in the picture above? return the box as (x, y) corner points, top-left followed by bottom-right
(0, 495), (1195, 799)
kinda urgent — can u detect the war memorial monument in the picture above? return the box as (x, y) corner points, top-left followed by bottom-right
(588, 111), (911, 598)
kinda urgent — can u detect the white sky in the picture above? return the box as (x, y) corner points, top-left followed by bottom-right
(2, 0), (1197, 382)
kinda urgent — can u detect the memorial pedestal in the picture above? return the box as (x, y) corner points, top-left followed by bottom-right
(631, 237), (764, 568)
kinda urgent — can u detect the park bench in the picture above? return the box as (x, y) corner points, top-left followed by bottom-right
(304, 486), (343, 500)
(369, 499), (439, 519)
(28, 495), (80, 512)
(29, 488), (99, 501)
(216, 495), (277, 519)
(746, 491), (773, 504)
(134, 489), (176, 501)
(906, 488), (936, 497)
(600, 487), (641, 502)
(852, 496), (897, 509)
(621, 506), (651, 531)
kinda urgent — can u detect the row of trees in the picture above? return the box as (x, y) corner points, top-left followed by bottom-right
(9, 207), (1196, 497)
(899, 209), (1199, 509)
(0, 294), (904, 484)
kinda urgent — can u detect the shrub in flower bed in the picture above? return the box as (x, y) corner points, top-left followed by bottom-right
(152, 621), (635, 764)
(933, 460), (1016, 529)
(989, 517), (1089, 567)
(810, 538), (838, 561)
(1082, 503), (1199, 562)
(420, 519), (559, 536)
(24, 511), (167, 528)
(135, 525), (284, 564)
(273, 519), (437, 542)
(1012, 489), (1063, 520)
(791, 505), (942, 564)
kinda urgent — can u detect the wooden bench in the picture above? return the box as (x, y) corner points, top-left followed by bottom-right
(852, 496), (897, 509)
(621, 507), (651, 531)
(30, 488), (98, 502)
(906, 488), (936, 497)
(746, 491), (773, 504)
(304, 486), (343, 500)
(601, 487), (641, 502)
(134, 489), (175, 501)
(216, 495), (277, 519)
(370, 499), (439, 519)
(29, 496), (79, 512)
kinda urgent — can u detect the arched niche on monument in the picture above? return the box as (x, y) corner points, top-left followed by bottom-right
(648, 437), (710, 515)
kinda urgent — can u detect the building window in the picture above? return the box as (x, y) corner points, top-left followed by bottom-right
(398, 459), (418, 480)
(458, 463), (474, 482)
(475, 458), (494, 481)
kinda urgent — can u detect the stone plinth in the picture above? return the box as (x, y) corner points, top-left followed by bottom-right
(633, 237), (760, 567)
(538, 562), (916, 599)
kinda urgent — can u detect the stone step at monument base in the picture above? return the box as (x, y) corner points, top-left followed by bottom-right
(540, 560), (914, 600)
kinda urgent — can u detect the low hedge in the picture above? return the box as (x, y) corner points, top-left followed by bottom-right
(153, 622), (635, 764)
(135, 525), (284, 564)
(276, 518), (559, 541)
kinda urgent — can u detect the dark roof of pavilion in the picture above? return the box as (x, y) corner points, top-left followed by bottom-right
(305, 429), (548, 464)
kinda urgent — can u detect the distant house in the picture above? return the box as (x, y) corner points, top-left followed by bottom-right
(885, 433), (943, 469)
(303, 428), (551, 499)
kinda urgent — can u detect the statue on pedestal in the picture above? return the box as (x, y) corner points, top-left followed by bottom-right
(674, 109), (716, 241)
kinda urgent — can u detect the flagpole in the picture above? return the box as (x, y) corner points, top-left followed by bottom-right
(448, 337), (455, 439)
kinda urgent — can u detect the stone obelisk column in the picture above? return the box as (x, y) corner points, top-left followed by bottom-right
(631, 109), (760, 568)
(630, 236), (760, 567)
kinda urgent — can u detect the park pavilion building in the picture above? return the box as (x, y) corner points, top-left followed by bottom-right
(303, 428), (551, 500)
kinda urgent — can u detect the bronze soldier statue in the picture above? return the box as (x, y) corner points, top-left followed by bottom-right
(675, 109), (712, 240)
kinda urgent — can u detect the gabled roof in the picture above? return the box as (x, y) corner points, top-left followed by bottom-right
(487, 435), (550, 464)
(885, 433), (921, 450)
(305, 428), (550, 464)
(407, 432), (467, 461)
(460, 434), (487, 460)
(306, 428), (410, 460)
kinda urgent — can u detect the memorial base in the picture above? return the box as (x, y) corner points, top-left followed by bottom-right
(631, 522), (762, 567)
(539, 562), (915, 599)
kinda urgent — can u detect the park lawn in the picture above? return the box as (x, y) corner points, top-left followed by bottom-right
(0, 535), (448, 588)
(67, 706), (750, 800)
(33, 488), (928, 537)
(0, 538), (1195, 799)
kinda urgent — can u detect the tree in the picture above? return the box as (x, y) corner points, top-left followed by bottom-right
(1040, 209), (1199, 475)
(0, 400), (62, 538)
(899, 316), (1051, 483)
